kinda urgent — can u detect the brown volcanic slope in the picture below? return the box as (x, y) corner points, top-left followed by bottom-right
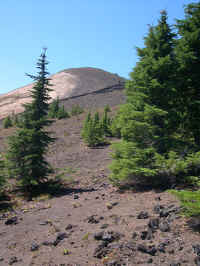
(0, 67), (125, 119)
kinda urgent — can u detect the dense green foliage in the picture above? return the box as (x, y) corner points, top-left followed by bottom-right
(3, 116), (13, 128)
(81, 112), (105, 147)
(6, 49), (55, 192)
(110, 5), (200, 188)
(175, 3), (200, 148)
(48, 98), (69, 119)
(71, 104), (84, 116)
(81, 107), (112, 147)
(0, 156), (5, 193)
(169, 190), (200, 217)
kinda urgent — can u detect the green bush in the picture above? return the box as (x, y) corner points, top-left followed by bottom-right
(109, 143), (200, 188)
(81, 112), (105, 147)
(169, 190), (200, 217)
(71, 105), (84, 116)
(57, 106), (70, 120)
(3, 116), (13, 128)
(0, 156), (6, 194)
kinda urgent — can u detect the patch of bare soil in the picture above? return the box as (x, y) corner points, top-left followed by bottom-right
(0, 112), (200, 266)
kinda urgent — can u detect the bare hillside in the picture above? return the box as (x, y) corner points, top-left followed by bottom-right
(0, 67), (125, 119)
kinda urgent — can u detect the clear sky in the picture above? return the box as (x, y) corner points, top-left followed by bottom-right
(0, 0), (198, 94)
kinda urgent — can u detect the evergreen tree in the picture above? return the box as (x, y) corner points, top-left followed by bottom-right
(48, 98), (59, 118)
(6, 49), (54, 192)
(3, 116), (13, 128)
(57, 105), (70, 119)
(109, 11), (178, 186)
(101, 107), (112, 136)
(175, 2), (200, 148)
(0, 156), (5, 193)
(81, 112), (105, 147)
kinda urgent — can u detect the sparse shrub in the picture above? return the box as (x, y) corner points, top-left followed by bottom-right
(81, 112), (105, 147)
(3, 116), (13, 128)
(57, 106), (70, 119)
(0, 155), (6, 194)
(169, 190), (200, 217)
(101, 107), (112, 137)
(48, 98), (59, 118)
(71, 104), (84, 116)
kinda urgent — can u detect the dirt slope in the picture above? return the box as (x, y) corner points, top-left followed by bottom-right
(0, 111), (199, 266)
(0, 68), (125, 119)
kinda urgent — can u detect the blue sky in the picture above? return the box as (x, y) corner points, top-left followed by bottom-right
(0, 0), (198, 94)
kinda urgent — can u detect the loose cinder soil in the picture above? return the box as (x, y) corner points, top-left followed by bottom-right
(0, 110), (200, 266)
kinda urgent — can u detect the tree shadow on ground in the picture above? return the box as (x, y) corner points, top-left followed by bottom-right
(186, 217), (200, 233)
(0, 194), (13, 212)
(20, 180), (97, 201)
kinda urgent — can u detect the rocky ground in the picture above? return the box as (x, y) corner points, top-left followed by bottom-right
(0, 111), (200, 266)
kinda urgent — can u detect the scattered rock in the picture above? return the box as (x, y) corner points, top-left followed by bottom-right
(195, 256), (200, 266)
(141, 228), (153, 240)
(132, 232), (137, 239)
(193, 244), (200, 256)
(137, 211), (149, 219)
(42, 240), (53, 246)
(93, 241), (108, 258)
(74, 194), (79, 199)
(5, 216), (18, 225)
(31, 242), (39, 251)
(170, 263), (181, 266)
(137, 244), (157, 256)
(65, 224), (73, 230)
(148, 218), (159, 230)
(94, 231), (104, 241)
(157, 242), (166, 253)
(159, 221), (170, 232)
(9, 256), (18, 265)
(94, 231), (121, 243)
(153, 204), (164, 214)
(87, 215), (100, 224)
(53, 232), (68, 246)
(100, 224), (109, 229)
(0, 257), (4, 262)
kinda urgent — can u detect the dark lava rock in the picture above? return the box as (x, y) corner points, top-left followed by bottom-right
(9, 256), (18, 265)
(94, 231), (105, 240)
(195, 256), (200, 266)
(31, 242), (39, 251)
(53, 232), (68, 246)
(153, 204), (164, 214)
(148, 218), (160, 231)
(5, 216), (18, 225)
(74, 194), (79, 199)
(137, 244), (157, 256)
(147, 258), (153, 263)
(170, 263), (181, 266)
(94, 231), (121, 243)
(93, 241), (108, 258)
(193, 244), (200, 256)
(159, 221), (170, 232)
(132, 232), (137, 239)
(42, 241), (53, 246)
(87, 215), (100, 224)
(65, 224), (73, 230)
(157, 243), (166, 253)
(141, 228), (153, 240)
(0, 257), (4, 262)
(137, 211), (149, 219)
(100, 224), (109, 229)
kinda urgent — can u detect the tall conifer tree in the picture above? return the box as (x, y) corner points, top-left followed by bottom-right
(6, 49), (54, 192)
(109, 11), (177, 185)
(175, 2), (200, 148)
